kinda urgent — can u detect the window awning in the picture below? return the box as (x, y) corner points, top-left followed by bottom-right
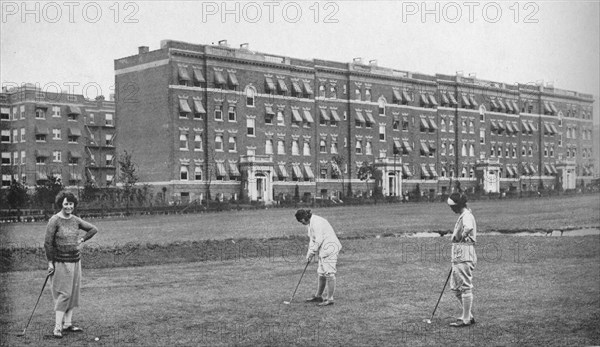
(497, 99), (506, 112)
(320, 109), (330, 121)
(192, 67), (205, 83)
(428, 94), (438, 106)
(511, 101), (519, 113)
(277, 79), (288, 92)
(440, 93), (449, 105)
(428, 118), (438, 130)
(265, 106), (275, 115)
(228, 162), (240, 177)
(505, 100), (514, 113)
(67, 105), (81, 115)
(303, 165), (315, 179)
(521, 121), (531, 133)
(543, 102), (552, 114)
(461, 95), (471, 107)
(511, 123), (520, 133)
(68, 127), (82, 136)
(69, 150), (82, 158)
(330, 110), (341, 122)
(179, 98), (192, 113)
(448, 93), (458, 106)
(36, 104), (49, 109)
(490, 120), (498, 131)
(549, 123), (559, 134)
(490, 99), (499, 111)
(420, 164), (431, 178)
(228, 72), (239, 86)
(393, 139), (402, 151)
(428, 143), (437, 152)
(420, 93), (430, 106)
(420, 142), (430, 155)
(393, 89), (402, 103)
(330, 161), (341, 175)
(505, 165), (515, 177)
(214, 71), (226, 85)
(497, 121), (506, 131)
(544, 164), (552, 175)
(265, 77), (276, 92)
(36, 171), (48, 180)
(505, 122), (514, 134)
(277, 164), (289, 178)
(193, 99), (206, 114)
(469, 95), (478, 107)
(302, 110), (314, 123)
(543, 123), (553, 135)
(69, 173), (82, 181)
(528, 163), (537, 175)
(549, 103), (558, 114)
(527, 120), (537, 132)
(303, 81), (313, 95)
(292, 109), (303, 122)
(428, 164), (438, 178)
(521, 165), (531, 175)
(216, 162), (227, 177)
(402, 140), (413, 153)
(292, 81), (303, 94)
(365, 112), (376, 125)
(550, 164), (558, 175)
(35, 149), (50, 157)
(420, 117), (430, 130)
(35, 125), (49, 134)
(292, 165), (303, 179)
(402, 164), (413, 177)
(354, 110), (366, 124)
(178, 66), (191, 81)
(402, 91), (412, 103)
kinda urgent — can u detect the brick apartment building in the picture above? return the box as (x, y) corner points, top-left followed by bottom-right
(0, 84), (116, 189)
(114, 39), (595, 204)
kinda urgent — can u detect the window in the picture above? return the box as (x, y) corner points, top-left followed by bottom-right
(13, 129), (18, 143)
(440, 118), (446, 132)
(365, 89), (371, 102)
(497, 145), (502, 157)
(277, 139), (285, 154)
(20, 151), (26, 164)
(402, 116), (409, 131)
(330, 85), (337, 99)
(247, 118), (255, 136)
(228, 136), (237, 152)
(365, 141), (372, 155)
(479, 128), (486, 144)
(214, 105), (223, 121)
(194, 134), (203, 151)
(20, 129), (25, 142)
(355, 140), (362, 154)
(320, 139), (327, 153)
(303, 142), (311, 156)
(378, 98), (385, 115)
(179, 133), (189, 150)
(490, 145), (496, 157)
(379, 124), (386, 141)
(461, 120), (467, 133)
(265, 139), (274, 154)
(106, 174), (114, 184)
(53, 151), (62, 163)
(528, 145), (533, 156)
(461, 143), (467, 157)
(105, 113), (114, 126)
(1, 130), (9, 143)
(331, 138), (338, 154)
(246, 88), (255, 107)
(319, 85), (326, 98)
(292, 140), (300, 155)
(52, 129), (61, 140)
(522, 146), (526, 156)
(228, 106), (236, 122)
(441, 142), (447, 156)
(215, 135), (223, 151)
(470, 144), (475, 157)
(20, 105), (25, 119)
(469, 120), (474, 134)
(449, 143), (455, 156)
(1, 152), (10, 165)
(105, 134), (113, 146)
(195, 167), (202, 180)
(512, 146), (517, 158)
(52, 106), (61, 117)
(35, 108), (46, 119)
(180, 166), (189, 180)
(505, 146), (509, 158)
(355, 89), (361, 100)
(320, 168), (328, 179)
(469, 168), (474, 179)
(0, 108), (9, 120)
(558, 134), (562, 147)
(69, 156), (78, 165)
(550, 146), (554, 157)
(277, 111), (285, 126)
(36, 134), (46, 142)
(449, 119), (455, 132)
(68, 135), (78, 143)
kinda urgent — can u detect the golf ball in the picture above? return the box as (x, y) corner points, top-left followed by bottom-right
(95, 337), (100, 341)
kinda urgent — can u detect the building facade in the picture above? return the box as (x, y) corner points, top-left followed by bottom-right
(114, 40), (595, 204)
(0, 84), (116, 189)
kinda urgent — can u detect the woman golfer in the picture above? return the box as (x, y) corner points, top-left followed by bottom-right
(447, 192), (477, 327)
(44, 192), (98, 338)
(295, 209), (342, 306)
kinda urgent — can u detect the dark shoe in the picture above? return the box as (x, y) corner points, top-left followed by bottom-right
(53, 327), (63, 338)
(318, 300), (334, 306)
(305, 296), (323, 303)
(449, 319), (472, 328)
(470, 316), (476, 325)
(63, 325), (84, 332)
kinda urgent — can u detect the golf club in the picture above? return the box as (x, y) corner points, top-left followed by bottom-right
(423, 268), (452, 324)
(17, 272), (52, 337)
(283, 260), (311, 305)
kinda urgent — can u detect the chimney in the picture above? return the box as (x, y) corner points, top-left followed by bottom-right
(138, 46), (149, 54)
(369, 59), (378, 67)
(240, 43), (249, 50)
(353, 57), (363, 64)
(218, 39), (229, 47)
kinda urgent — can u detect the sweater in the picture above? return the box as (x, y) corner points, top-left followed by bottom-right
(44, 214), (98, 262)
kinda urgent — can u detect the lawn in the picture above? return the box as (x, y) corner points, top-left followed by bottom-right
(1, 235), (599, 346)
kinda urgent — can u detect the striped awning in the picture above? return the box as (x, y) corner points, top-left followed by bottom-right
(365, 112), (376, 125)
(354, 110), (366, 124)
(292, 81), (303, 94)
(420, 164), (431, 178)
(402, 91), (412, 103)
(277, 79), (288, 92)
(178, 66), (191, 81)
(302, 110), (314, 123)
(291, 109), (303, 122)
(214, 71), (226, 85)
(420, 117), (430, 130)
(277, 164), (289, 178)
(428, 94), (438, 106)
(469, 95), (478, 107)
(521, 121), (531, 133)
(420, 93), (430, 106)
(178, 98), (192, 113)
(193, 99), (206, 114)
(303, 164), (315, 179)
(393, 90), (402, 103)
(330, 110), (341, 122)
(461, 94), (471, 107)
(192, 67), (205, 83)
(68, 127), (82, 136)
(227, 72), (239, 86)
(66, 105), (81, 115)
(428, 118), (438, 130)
(265, 77), (276, 92)
(448, 93), (458, 106)
(393, 140), (402, 154)
(228, 162), (240, 177)
(402, 164), (413, 177)
(320, 109), (330, 121)
(428, 164), (438, 177)
(216, 162), (227, 177)
(292, 165), (303, 179)
(420, 142), (430, 155)
(302, 81), (313, 95)
(402, 140), (413, 153)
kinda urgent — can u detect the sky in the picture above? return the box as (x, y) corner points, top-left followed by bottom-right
(1, 0), (599, 125)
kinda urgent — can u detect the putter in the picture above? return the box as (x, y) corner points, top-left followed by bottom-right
(17, 273), (51, 337)
(283, 260), (310, 305)
(423, 268), (452, 324)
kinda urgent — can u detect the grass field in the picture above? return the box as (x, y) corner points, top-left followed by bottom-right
(1, 195), (599, 346)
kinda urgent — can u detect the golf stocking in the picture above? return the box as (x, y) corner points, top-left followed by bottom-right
(63, 309), (73, 327)
(326, 276), (336, 301)
(461, 292), (473, 322)
(55, 311), (65, 331)
(316, 276), (326, 298)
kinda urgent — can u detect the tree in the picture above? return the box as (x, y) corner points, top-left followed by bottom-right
(357, 161), (381, 197)
(331, 154), (346, 198)
(118, 150), (139, 214)
(33, 176), (63, 210)
(6, 179), (29, 211)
